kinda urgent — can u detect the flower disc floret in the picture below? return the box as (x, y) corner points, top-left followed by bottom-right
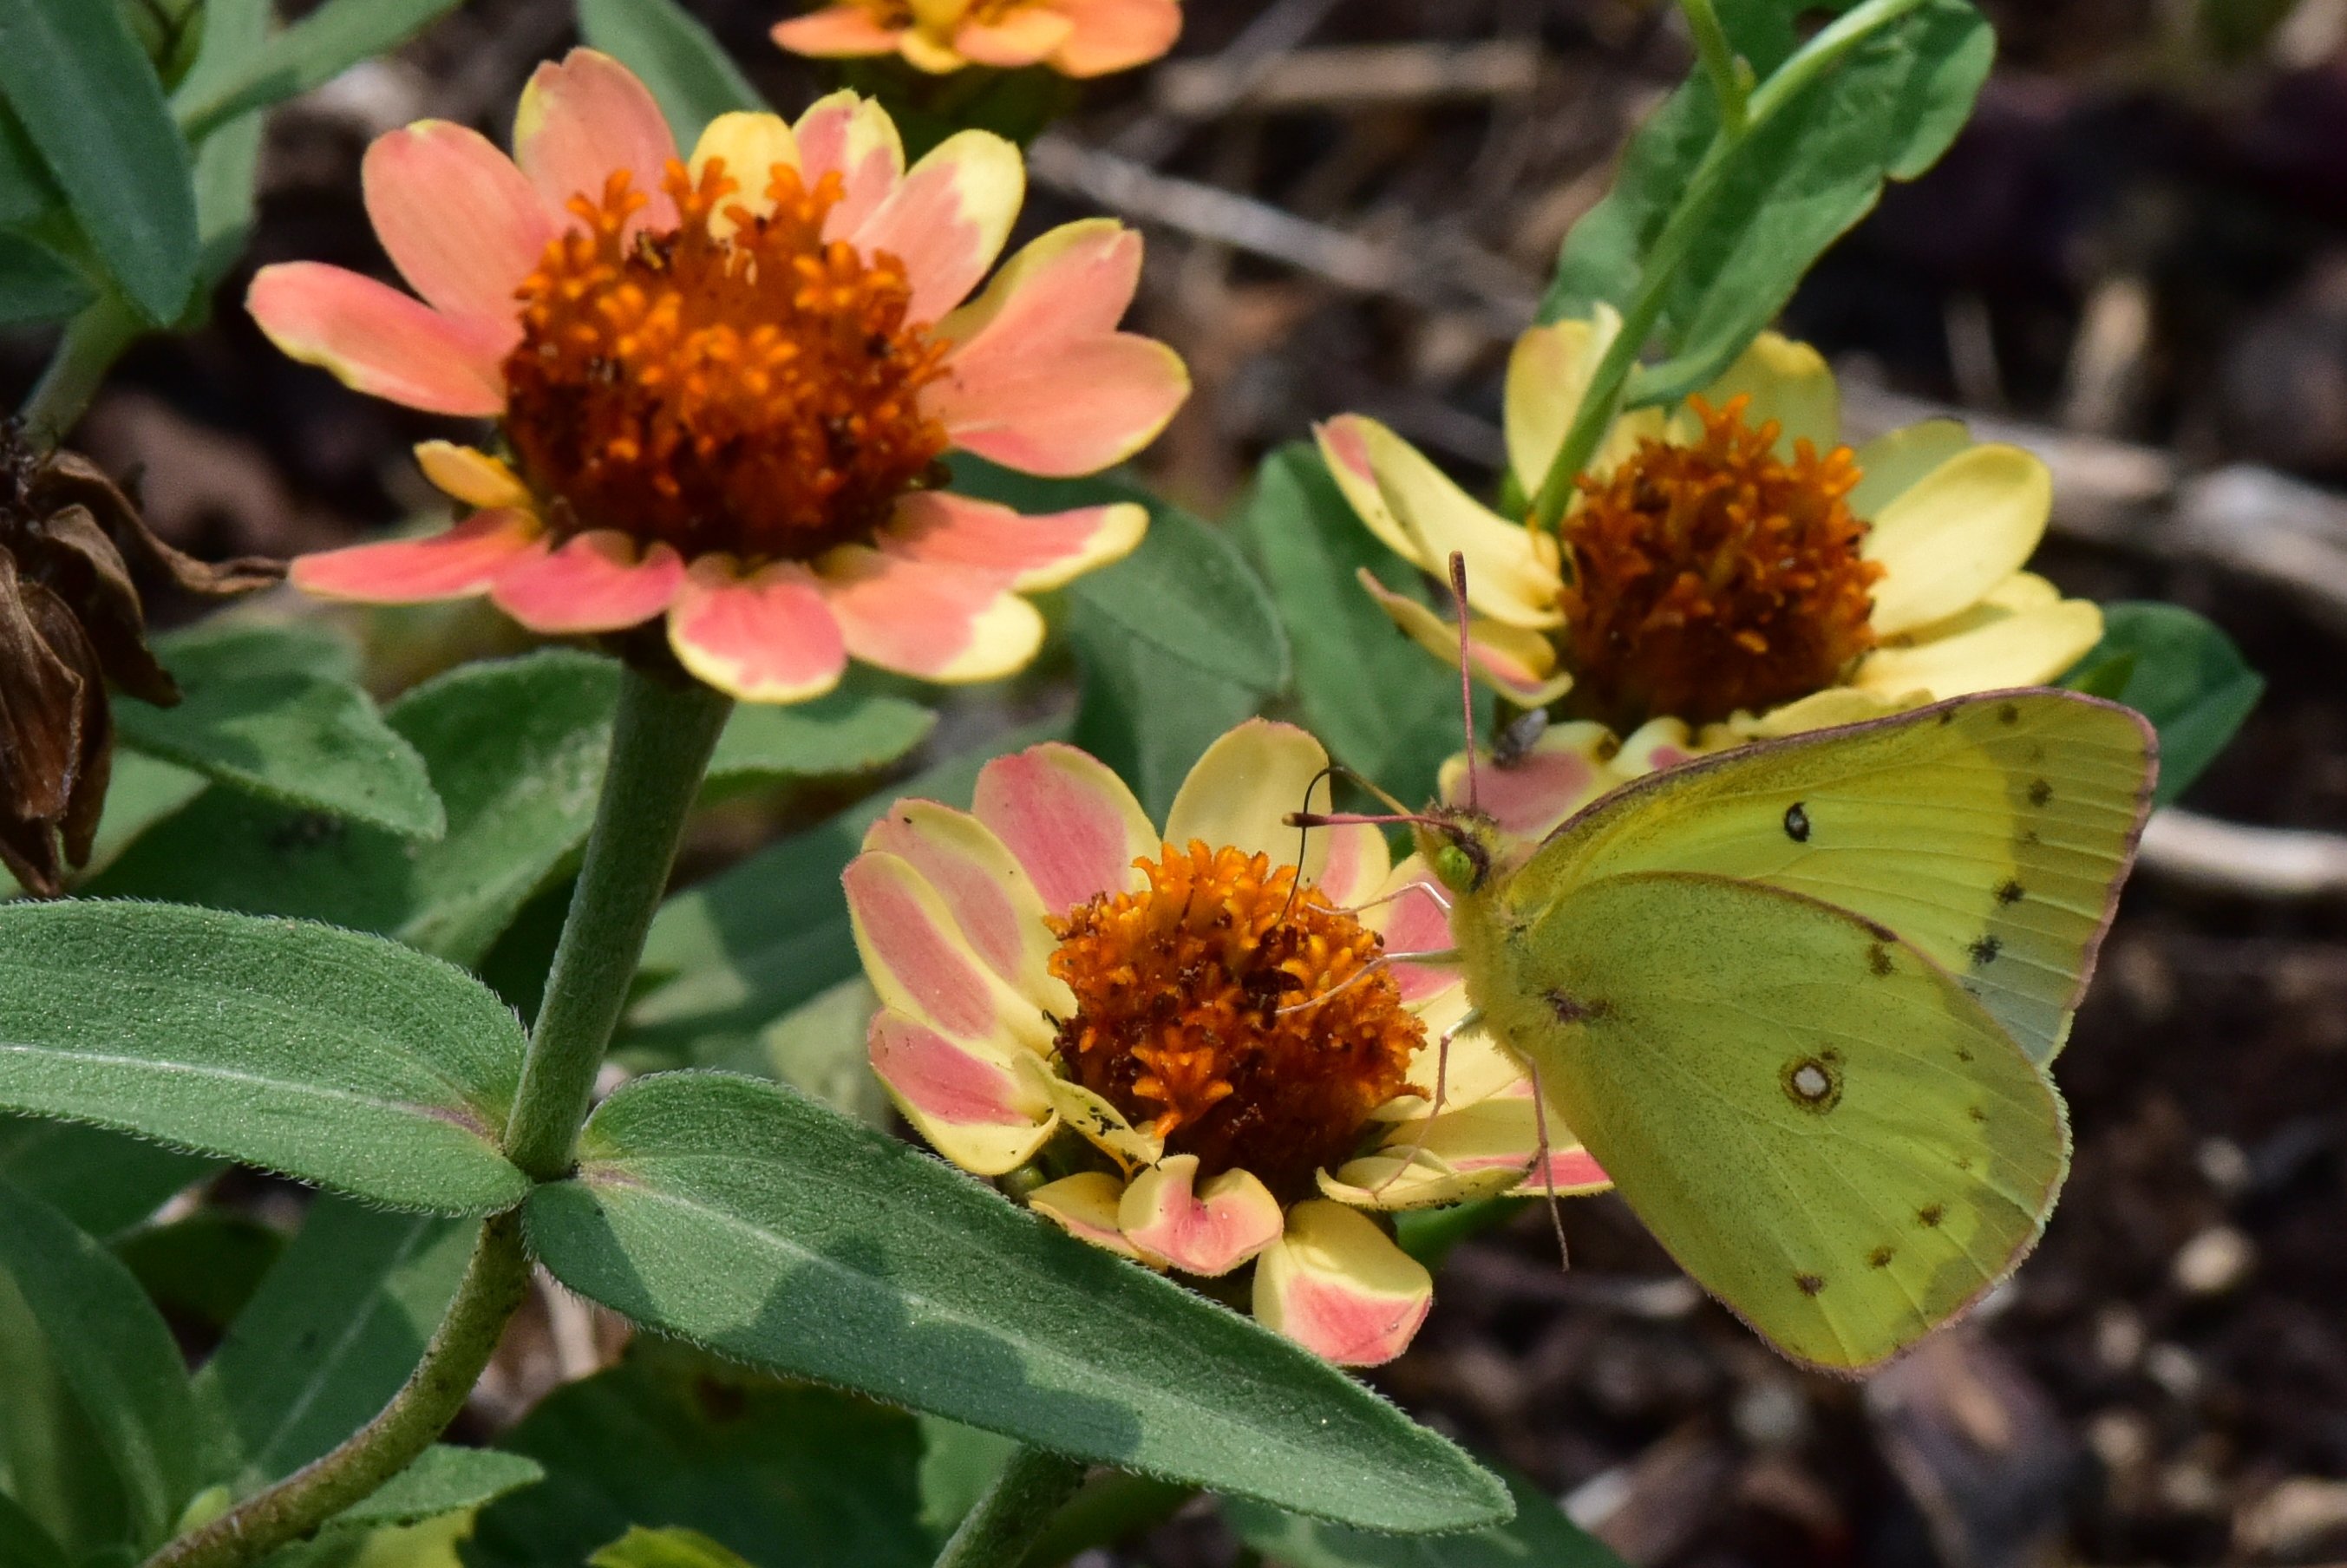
(1562, 394), (1882, 728)
(504, 159), (951, 562)
(1048, 841), (1422, 1199)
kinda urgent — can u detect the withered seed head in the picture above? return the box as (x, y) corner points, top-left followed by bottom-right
(0, 429), (279, 894)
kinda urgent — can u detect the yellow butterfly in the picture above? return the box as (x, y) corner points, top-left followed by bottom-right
(1330, 585), (2156, 1372)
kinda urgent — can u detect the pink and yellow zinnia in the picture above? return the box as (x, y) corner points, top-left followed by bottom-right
(774, 0), (1180, 78)
(248, 51), (1189, 703)
(843, 719), (1607, 1365)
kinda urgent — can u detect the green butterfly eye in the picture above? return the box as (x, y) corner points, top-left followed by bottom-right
(1431, 841), (1477, 893)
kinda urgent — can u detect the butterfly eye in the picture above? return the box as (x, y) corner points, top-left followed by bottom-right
(1432, 841), (1479, 894)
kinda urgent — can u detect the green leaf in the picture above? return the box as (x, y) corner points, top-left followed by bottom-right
(0, 1118), (212, 1238)
(621, 715), (1069, 1070)
(1224, 1462), (1625, 1568)
(0, 232), (90, 326)
(949, 455), (1288, 816)
(589, 1528), (755, 1568)
(1232, 443), (1481, 807)
(914, 1420), (1018, 1544)
(2060, 601), (2260, 807)
(0, 903), (529, 1215)
(0, 1179), (203, 1551)
(525, 1072), (1510, 1533)
(173, 0), (271, 289)
(703, 689), (935, 794)
(118, 623), (443, 840)
(173, 0), (462, 143)
(200, 1199), (471, 1484)
(467, 1344), (928, 1568)
(702, 977), (892, 1127)
(577, 0), (762, 145)
(0, 1493), (69, 1568)
(113, 1210), (284, 1331)
(333, 1447), (542, 1531)
(0, 0), (198, 323)
(1543, 0), (1991, 402)
(91, 650), (618, 967)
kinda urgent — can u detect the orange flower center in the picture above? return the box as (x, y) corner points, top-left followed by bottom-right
(1561, 395), (1881, 728)
(502, 159), (951, 564)
(1046, 841), (1424, 1199)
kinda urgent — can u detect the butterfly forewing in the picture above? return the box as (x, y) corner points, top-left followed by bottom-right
(1481, 871), (2069, 1371)
(1506, 691), (2155, 1065)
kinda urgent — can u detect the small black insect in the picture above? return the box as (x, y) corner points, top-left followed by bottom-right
(1494, 709), (1551, 767)
(1783, 801), (1811, 842)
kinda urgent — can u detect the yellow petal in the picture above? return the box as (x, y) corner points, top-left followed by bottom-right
(1730, 684), (1912, 740)
(1165, 718), (1334, 880)
(1252, 1199), (1432, 1367)
(1503, 310), (1620, 496)
(1853, 598), (2105, 697)
(1322, 417), (1560, 627)
(1316, 415), (1429, 573)
(1028, 1171), (1144, 1259)
(1849, 417), (1971, 519)
(1865, 442), (2052, 635)
(414, 441), (529, 510)
(688, 112), (800, 238)
(1683, 330), (1840, 456)
(1358, 570), (1573, 707)
(1019, 1055), (1162, 1172)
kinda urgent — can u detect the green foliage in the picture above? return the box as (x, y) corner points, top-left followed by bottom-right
(333, 1447), (543, 1531)
(113, 1210), (284, 1332)
(118, 623), (444, 840)
(467, 1346), (927, 1568)
(0, 1118), (212, 1238)
(2061, 602), (2261, 807)
(173, 0), (463, 143)
(588, 1529), (755, 1568)
(0, 903), (529, 1214)
(578, 0), (763, 143)
(0, 1179), (206, 1555)
(1223, 1463), (1625, 1568)
(1543, 0), (1992, 404)
(0, 232), (90, 324)
(0, 0), (197, 323)
(702, 689), (936, 796)
(524, 1072), (1511, 1533)
(1232, 443), (1482, 807)
(951, 456), (1290, 818)
(200, 1200), (472, 1486)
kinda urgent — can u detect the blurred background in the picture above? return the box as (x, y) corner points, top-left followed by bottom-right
(15, 1), (2347, 1563)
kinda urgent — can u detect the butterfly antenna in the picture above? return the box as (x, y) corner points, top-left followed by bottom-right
(1281, 766), (1342, 924)
(1447, 552), (1481, 812)
(1526, 1061), (1571, 1271)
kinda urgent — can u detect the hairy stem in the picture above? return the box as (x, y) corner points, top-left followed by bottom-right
(141, 1214), (532, 1568)
(934, 1447), (1090, 1568)
(506, 662), (732, 1179)
(1527, 0), (1935, 531)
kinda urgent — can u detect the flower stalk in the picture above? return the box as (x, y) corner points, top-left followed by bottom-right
(932, 1446), (1090, 1568)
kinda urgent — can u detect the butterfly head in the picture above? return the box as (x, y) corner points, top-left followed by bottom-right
(1416, 806), (1503, 897)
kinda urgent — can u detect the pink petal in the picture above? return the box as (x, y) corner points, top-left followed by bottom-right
(487, 530), (683, 633)
(289, 509), (545, 604)
(513, 49), (680, 232)
(1314, 820), (1389, 911)
(848, 129), (1023, 323)
(666, 556), (847, 703)
(1252, 1200), (1433, 1367)
(1449, 726), (1619, 840)
(246, 263), (507, 416)
(844, 851), (1044, 1049)
(1051, 0), (1183, 75)
(878, 491), (1146, 592)
(815, 546), (1043, 683)
(772, 6), (904, 58)
(1369, 860), (1457, 1002)
(929, 221), (1188, 475)
(951, 8), (1073, 66)
(362, 120), (552, 341)
(1118, 1156), (1283, 1277)
(1513, 1147), (1612, 1197)
(794, 91), (904, 239)
(863, 800), (1059, 1005)
(867, 1010), (1030, 1130)
(973, 742), (1156, 911)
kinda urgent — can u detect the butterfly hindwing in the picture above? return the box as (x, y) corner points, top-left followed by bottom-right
(1504, 690), (2155, 1064)
(1480, 870), (2069, 1371)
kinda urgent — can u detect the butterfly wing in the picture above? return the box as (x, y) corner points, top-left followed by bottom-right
(1479, 869), (2068, 1372)
(1502, 690), (2154, 1065)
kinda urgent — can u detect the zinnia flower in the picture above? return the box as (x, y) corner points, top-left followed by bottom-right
(1319, 313), (2103, 837)
(248, 52), (1188, 703)
(773, 0), (1180, 78)
(843, 719), (1606, 1366)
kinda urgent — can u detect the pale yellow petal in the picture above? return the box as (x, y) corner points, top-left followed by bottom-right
(415, 441), (528, 510)
(1028, 1171), (1145, 1259)
(1339, 418), (1560, 627)
(1729, 683), (1914, 740)
(1865, 443), (2051, 635)
(1849, 417), (1971, 519)
(1019, 1055), (1162, 1171)
(1502, 307), (1621, 496)
(1358, 570), (1573, 707)
(1684, 330), (1840, 455)
(1854, 598), (2105, 698)
(688, 112), (799, 238)
(1164, 718), (1332, 879)
(1252, 1200), (1432, 1366)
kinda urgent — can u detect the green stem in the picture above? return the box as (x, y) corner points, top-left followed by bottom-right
(1527, 0), (1936, 532)
(1677, 0), (1747, 133)
(20, 293), (141, 439)
(935, 1447), (1090, 1568)
(504, 663), (731, 1179)
(140, 1214), (532, 1568)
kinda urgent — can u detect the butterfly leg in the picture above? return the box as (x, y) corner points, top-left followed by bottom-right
(1525, 1059), (1570, 1271)
(1272, 948), (1459, 1016)
(1370, 1006), (1479, 1198)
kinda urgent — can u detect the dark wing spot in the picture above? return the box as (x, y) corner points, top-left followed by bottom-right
(1997, 702), (2019, 725)
(1781, 1056), (1843, 1113)
(1918, 1204), (1945, 1228)
(1546, 990), (1612, 1023)
(1868, 1245), (1896, 1269)
(1867, 944), (1893, 977)
(1953, 1154), (1975, 1173)
(1955, 1045), (1974, 1063)
(1795, 1272), (1825, 1297)
(1967, 1104), (1989, 1124)
(1969, 934), (2003, 967)
(1938, 708), (1958, 726)
(2027, 779), (2054, 807)
(1996, 879), (2025, 905)
(1782, 802), (1811, 843)
(2020, 828), (2041, 846)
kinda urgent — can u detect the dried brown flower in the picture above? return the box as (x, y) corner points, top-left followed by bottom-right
(0, 434), (279, 894)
